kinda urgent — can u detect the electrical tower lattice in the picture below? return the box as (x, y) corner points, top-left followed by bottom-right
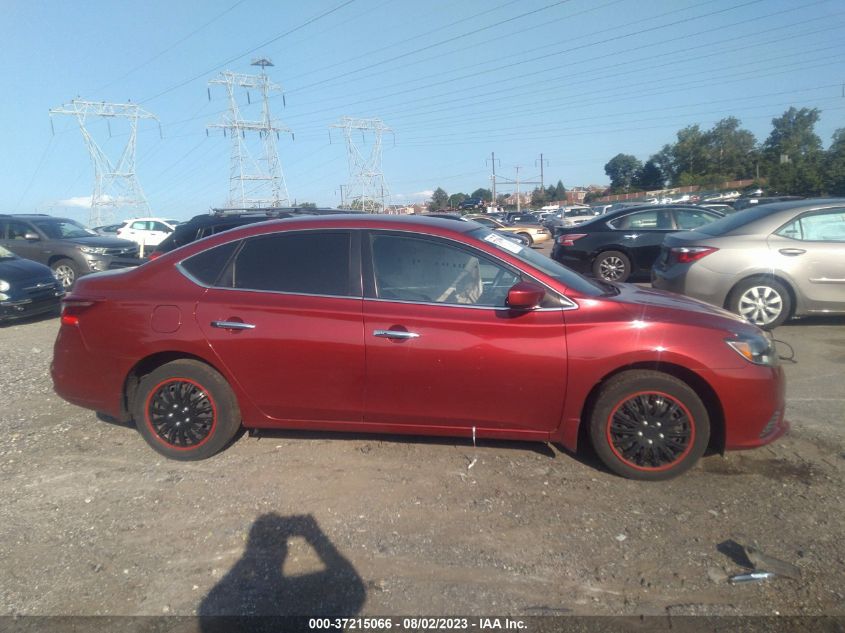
(331, 117), (392, 213)
(49, 100), (158, 227)
(208, 59), (291, 208)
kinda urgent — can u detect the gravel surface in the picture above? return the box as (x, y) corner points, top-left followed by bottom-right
(1, 312), (843, 619)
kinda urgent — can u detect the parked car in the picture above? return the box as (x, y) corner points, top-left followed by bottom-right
(421, 213), (530, 245)
(652, 199), (845, 329)
(544, 207), (598, 232)
(0, 214), (141, 289)
(0, 245), (64, 323)
(458, 198), (485, 210)
(733, 196), (803, 212)
(150, 208), (331, 257)
(698, 203), (736, 215)
(117, 217), (181, 250)
(552, 205), (725, 282)
(465, 214), (551, 246)
(52, 214), (787, 480)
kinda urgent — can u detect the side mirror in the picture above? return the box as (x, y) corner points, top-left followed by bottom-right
(506, 281), (545, 310)
(24, 232), (40, 241)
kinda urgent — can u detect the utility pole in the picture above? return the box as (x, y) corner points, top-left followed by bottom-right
(330, 116), (393, 213)
(207, 58), (292, 208)
(515, 166), (522, 213)
(535, 153), (549, 192)
(49, 99), (159, 227)
(337, 184), (346, 208)
(486, 151), (500, 211)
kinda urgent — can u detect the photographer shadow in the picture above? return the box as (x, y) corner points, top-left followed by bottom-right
(199, 513), (366, 629)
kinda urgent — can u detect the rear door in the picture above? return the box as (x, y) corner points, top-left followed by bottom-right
(361, 230), (568, 437)
(608, 209), (678, 272)
(193, 230), (366, 423)
(0, 219), (45, 264)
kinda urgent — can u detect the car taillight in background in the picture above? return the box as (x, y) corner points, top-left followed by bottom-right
(669, 246), (718, 264)
(556, 233), (586, 247)
(60, 299), (98, 326)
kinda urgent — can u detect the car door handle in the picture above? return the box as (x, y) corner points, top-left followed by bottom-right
(623, 234), (639, 239)
(779, 248), (806, 256)
(373, 329), (420, 340)
(211, 320), (256, 330)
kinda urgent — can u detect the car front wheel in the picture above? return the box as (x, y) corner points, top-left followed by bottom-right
(589, 370), (710, 480)
(132, 359), (241, 460)
(729, 277), (792, 330)
(51, 258), (80, 289)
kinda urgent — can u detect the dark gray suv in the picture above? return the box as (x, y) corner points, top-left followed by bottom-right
(0, 214), (141, 288)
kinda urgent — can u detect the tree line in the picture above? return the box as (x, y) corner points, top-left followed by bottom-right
(427, 180), (569, 212)
(602, 108), (845, 196)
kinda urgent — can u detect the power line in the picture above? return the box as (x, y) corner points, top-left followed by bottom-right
(140, 0), (357, 104)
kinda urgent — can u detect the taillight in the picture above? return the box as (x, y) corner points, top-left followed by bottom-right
(670, 246), (718, 264)
(557, 233), (587, 247)
(60, 299), (97, 326)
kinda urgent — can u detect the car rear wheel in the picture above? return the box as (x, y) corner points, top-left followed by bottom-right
(729, 277), (792, 330)
(51, 258), (80, 289)
(132, 359), (241, 460)
(593, 250), (631, 282)
(589, 370), (710, 480)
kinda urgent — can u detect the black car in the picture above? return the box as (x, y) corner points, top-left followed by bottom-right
(458, 198), (485, 210)
(551, 205), (724, 282)
(0, 214), (141, 289)
(151, 207), (353, 257)
(0, 245), (64, 323)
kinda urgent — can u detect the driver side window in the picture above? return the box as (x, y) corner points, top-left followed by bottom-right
(370, 234), (520, 307)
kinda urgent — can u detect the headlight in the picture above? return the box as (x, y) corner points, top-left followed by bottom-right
(79, 246), (109, 255)
(726, 333), (778, 366)
(0, 279), (9, 292)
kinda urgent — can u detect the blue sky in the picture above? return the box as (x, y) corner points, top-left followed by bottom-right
(3, 0), (844, 223)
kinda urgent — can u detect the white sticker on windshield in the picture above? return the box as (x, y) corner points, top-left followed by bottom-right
(483, 232), (523, 254)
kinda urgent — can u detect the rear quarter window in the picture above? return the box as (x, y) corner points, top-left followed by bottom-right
(179, 241), (240, 286)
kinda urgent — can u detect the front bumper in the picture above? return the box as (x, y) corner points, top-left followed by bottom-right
(82, 255), (144, 273)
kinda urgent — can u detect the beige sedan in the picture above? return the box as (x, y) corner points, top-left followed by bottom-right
(465, 215), (551, 246)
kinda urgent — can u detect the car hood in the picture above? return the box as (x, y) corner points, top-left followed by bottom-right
(65, 236), (138, 249)
(0, 257), (54, 282)
(612, 282), (751, 329)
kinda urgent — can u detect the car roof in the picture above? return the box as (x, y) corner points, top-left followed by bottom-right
(699, 198), (845, 234)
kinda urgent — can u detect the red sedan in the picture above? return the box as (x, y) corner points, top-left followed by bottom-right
(51, 215), (787, 480)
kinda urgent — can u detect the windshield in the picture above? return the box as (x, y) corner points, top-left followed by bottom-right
(0, 245), (16, 259)
(33, 218), (97, 239)
(468, 227), (605, 297)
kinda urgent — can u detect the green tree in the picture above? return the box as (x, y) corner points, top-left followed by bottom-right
(824, 128), (845, 195)
(448, 192), (468, 208)
(428, 187), (449, 211)
(604, 154), (642, 192)
(299, 202), (317, 208)
(634, 160), (664, 191)
(651, 146), (676, 187)
(703, 117), (757, 180)
(670, 125), (708, 184)
(763, 108), (824, 195)
(554, 179), (567, 200)
(470, 188), (492, 202)
(530, 187), (547, 206)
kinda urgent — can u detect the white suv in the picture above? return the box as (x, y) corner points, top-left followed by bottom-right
(117, 218), (180, 250)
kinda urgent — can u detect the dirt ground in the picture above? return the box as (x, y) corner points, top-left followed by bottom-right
(1, 309), (844, 621)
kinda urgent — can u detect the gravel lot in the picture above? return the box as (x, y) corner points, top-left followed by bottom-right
(1, 307), (843, 620)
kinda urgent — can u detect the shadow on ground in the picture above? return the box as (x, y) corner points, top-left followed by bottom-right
(199, 513), (365, 631)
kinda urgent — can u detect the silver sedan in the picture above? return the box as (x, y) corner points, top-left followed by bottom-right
(651, 199), (845, 329)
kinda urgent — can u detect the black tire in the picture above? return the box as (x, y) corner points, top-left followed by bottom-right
(132, 359), (241, 460)
(589, 370), (710, 481)
(592, 250), (631, 282)
(516, 232), (533, 246)
(728, 277), (792, 330)
(51, 258), (80, 290)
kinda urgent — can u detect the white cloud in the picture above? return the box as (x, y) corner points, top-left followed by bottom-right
(56, 195), (93, 208)
(398, 190), (433, 202)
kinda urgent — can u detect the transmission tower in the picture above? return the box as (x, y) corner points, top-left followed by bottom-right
(49, 99), (158, 227)
(330, 117), (393, 213)
(208, 58), (292, 208)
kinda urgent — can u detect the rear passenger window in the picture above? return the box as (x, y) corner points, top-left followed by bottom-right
(180, 241), (240, 286)
(228, 232), (352, 296)
(776, 209), (845, 242)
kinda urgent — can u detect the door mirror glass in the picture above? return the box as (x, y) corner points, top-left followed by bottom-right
(506, 281), (545, 310)
(24, 232), (40, 241)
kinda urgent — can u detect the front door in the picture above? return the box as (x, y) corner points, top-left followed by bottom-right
(362, 231), (568, 436)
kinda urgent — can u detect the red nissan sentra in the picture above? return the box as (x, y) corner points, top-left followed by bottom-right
(51, 215), (787, 480)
